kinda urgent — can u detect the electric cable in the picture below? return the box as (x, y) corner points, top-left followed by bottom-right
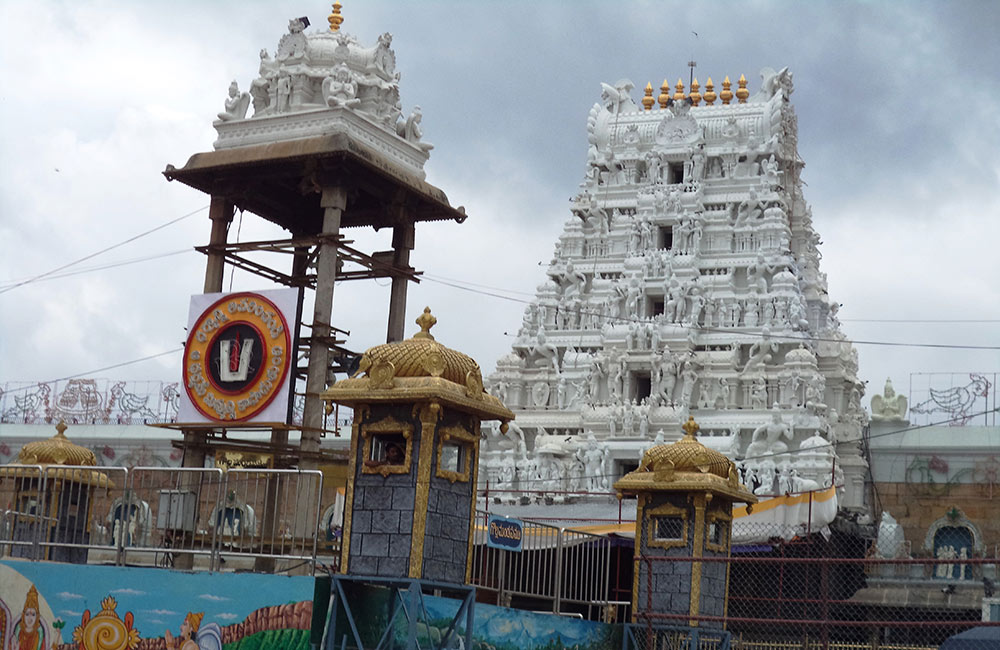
(0, 205), (208, 296)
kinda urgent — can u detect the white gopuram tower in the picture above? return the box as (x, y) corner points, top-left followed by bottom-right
(484, 71), (869, 512)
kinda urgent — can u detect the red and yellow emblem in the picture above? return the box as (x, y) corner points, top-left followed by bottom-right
(183, 292), (291, 421)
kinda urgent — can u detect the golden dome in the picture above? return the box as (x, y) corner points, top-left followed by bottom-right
(7, 421), (113, 488)
(640, 417), (730, 478)
(323, 308), (514, 422)
(17, 421), (98, 467)
(355, 307), (481, 386)
(614, 417), (756, 504)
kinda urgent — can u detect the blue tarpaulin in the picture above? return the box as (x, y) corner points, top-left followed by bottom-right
(939, 626), (1000, 650)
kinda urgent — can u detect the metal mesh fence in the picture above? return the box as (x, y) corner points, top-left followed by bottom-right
(629, 521), (1000, 649)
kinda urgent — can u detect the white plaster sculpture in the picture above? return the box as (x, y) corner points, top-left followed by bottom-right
(218, 81), (251, 122)
(322, 64), (361, 108)
(870, 378), (908, 421)
(397, 106), (434, 152)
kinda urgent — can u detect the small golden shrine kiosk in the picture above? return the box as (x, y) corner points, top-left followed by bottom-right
(615, 416), (756, 628)
(2, 421), (113, 563)
(322, 307), (514, 584)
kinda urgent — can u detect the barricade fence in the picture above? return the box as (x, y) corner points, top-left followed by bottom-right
(0, 465), (322, 573)
(469, 509), (616, 621)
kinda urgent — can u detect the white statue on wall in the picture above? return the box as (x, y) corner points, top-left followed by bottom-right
(679, 360), (699, 408)
(870, 378), (908, 421)
(397, 106), (434, 152)
(529, 329), (560, 373)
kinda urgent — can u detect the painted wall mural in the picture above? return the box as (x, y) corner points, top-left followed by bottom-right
(0, 561), (314, 650)
(332, 583), (618, 650)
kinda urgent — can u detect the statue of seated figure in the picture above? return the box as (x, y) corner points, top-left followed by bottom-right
(218, 81), (251, 121)
(746, 405), (793, 459)
(322, 64), (362, 109)
(528, 329), (560, 373)
(871, 378), (908, 421)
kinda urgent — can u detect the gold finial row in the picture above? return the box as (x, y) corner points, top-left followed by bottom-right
(328, 1), (344, 31)
(640, 73), (750, 110)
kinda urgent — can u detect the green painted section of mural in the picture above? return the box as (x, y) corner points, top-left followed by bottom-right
(223, 628), (309, 650)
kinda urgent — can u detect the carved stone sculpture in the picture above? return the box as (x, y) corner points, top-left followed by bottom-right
(218, 81), (251, 121)
(871, 378), (908, 421)
(322, 64), (361, 108)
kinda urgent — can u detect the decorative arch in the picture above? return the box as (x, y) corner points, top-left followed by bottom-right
(923, 507), (984, 555)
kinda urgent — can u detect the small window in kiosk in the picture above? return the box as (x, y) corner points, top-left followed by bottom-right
(369, 434), (406, 466)
(708, 521), (723, 546)
(440, 442), (466, 473)
(653, 516), (684, 541)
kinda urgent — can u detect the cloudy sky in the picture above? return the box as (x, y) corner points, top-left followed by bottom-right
(1, 1), (998, 415)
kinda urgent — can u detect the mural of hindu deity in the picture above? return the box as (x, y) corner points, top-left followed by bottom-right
(163, 612), (221, 650)
(9, 586), (47, 650)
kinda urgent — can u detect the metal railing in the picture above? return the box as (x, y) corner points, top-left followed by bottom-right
(469, 509), (614, 620)
(0, 465), (322, 573)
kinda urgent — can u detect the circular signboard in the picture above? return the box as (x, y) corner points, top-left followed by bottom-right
(183, 292), (292, 421)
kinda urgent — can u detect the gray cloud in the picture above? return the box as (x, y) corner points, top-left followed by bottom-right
(1, 1), (997, 410)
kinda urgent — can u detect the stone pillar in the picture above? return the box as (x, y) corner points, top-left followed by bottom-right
(386, 222), (415, 343)
(301, 186), (346, 469)
(203, 195), (234, 294)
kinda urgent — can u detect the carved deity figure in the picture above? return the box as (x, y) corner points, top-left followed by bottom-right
(747, 406), (793, 459)
(761, 154), (780, 187)
(218, 80), (251, 121)
(322, 64), (361, 108)
(529, 329), (560, 374)
(737, 188), (762, 224)
(645, 151), (661, 183)
(580, 436), (607, 491)
(871, 378), (908, 421)
(658, 351), (678, 405)
(275, 75), (292, 113)
(559, 260), (587, 297)
(397, 106), (434, 152)
(742, 327), (778, 374)
(373, 32), (396, 75)
(751, 376), (769, 410)
(250, 49), (277, 114)
(754, 460), (777, 496)
(679, 361), (698, 408)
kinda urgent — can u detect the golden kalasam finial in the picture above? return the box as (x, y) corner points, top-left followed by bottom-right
(658, 80), (671, 109)
(329, 1), (344, 31)
(736, 73), (749, 103)
(689, 78), (701, 106)
(703, 77), (717, 105)
(413, 307), (437, 340)
(642, 82), (654, 111)
(55, 420), (68, 437)
(673, 78), (686, 102)
(681, 415), (700, 439)
(720, 76), (733, 105)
